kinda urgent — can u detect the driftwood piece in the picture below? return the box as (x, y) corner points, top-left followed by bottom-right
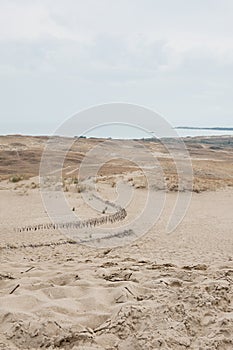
(9, 284), (20, 294)
(20, 266), (34, 274)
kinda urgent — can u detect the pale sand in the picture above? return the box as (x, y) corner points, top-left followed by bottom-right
(0, 179), (233, 349)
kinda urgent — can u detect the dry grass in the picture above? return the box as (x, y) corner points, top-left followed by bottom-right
(1, 135), (233, 192)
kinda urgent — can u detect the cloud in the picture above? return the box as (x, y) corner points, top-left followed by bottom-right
(0, 0), (232, 131)
(1, 0), (233, 75)
(0, 1), (70, 41)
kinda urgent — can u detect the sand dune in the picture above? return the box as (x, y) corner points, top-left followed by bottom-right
(0, 136), (233, 349)
(0, 184), (233, 349)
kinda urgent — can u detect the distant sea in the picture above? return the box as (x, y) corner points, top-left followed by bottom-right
(84, 126), (233, 139)
(2, 123), (233, 139)
(175, 127), (233, 138)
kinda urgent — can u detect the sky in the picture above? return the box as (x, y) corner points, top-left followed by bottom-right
(0, 0), (233, 136)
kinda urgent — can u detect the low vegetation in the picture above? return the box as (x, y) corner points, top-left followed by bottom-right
(9, 174), (24, 183)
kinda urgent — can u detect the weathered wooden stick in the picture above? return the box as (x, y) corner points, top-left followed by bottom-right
(21, 266), (34, 274)
(9, 284), (20, 294)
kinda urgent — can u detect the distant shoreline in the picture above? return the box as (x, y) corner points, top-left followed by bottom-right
(0, 132), (233, 140)
(176, 127), (233, 131)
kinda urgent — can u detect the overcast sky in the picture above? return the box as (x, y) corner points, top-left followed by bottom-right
(0, 0), (233, 135)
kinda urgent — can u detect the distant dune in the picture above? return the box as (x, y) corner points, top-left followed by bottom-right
(1, 134), (233, 192)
